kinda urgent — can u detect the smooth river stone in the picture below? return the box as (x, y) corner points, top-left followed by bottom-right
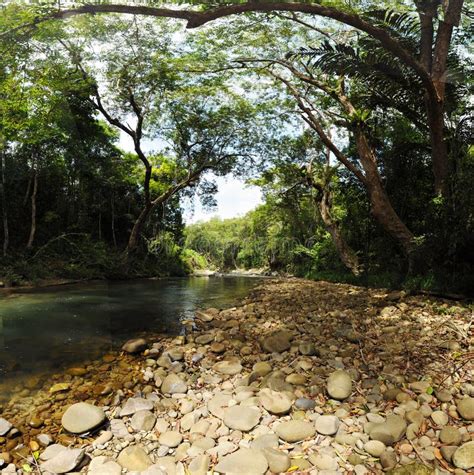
(315, 415), (340, 435)
(214, 448), (268, 474)
(452, 441), (474, 470)
(0, 419), (12, 436)
(120, 397), (154, 417)
(223, 406), (261, 431)
(259, 388), (292, 415)
(88, 456), (122, 475)
(457, 397), (474, 420)
(275, 421), (316, 442)
(213, 360), (243, 375)
(61, 403), (106, 434)
(40, 448), (84, 474)
(161, 374), (187, 394)
(117, 445), (153, 471)
(327, 370), (352, 400)
(262, 331), (291, 353)
(122, 338), (147, 353)
(207, 393), (232, 419)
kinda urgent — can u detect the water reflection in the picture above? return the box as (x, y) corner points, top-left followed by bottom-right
(0, 277), (261, 381)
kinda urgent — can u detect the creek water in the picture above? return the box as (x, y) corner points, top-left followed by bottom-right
(0, 276), (262, 385)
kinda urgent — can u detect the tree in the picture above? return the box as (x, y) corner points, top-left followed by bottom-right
(14, 0), (465, 196)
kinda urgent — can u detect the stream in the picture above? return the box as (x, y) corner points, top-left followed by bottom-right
(0, 276), (263, 386)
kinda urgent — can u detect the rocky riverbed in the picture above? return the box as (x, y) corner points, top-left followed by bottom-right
(0, 278), (473, 474)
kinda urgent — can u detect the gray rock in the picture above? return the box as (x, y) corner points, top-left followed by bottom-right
(61, 403), (106, 434)
(259, 388), (292, 415)
(315, 415), (340, 435)
(223, 406), (261, 431)
(369, 415), (406, 445)
(159, 431), (183, 448)
(117, 445), (153, 471)
(327, 370), (352, 400)
(122, 338), (147, 353)
(251, 433), (279, 450)
(88, 456), (122, 475)
(40, 448), (84, 474)
(262, 331), (291, 353)
(214, 448), (268, 474)
(37, 433), (53, 447)
(213, 359), (242, 375)
(457, 397), (474, 420)
(0, 419), (12, 437)
(131, 410), (156, 432)
(275, 421), (316, 442)
(92, 430), (113, 447)
(161, 374), (187, 394)
(39, 444), (67, 461)
(295, 397), (316, 410)
(120, 397), (154, 417)
(439, 426), (462, 445)
(452, 441), (474, 469)
(364, 440), (386, 457)
(263, 448), (291, 473)
(431, 410), (448, 426)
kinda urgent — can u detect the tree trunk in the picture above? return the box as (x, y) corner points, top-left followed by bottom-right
(26, 168), (38, 249)
(355, 131), (415, 256)
(1, 151), (9, 257)
(111, 194), (117, 248)
(316, 187), (361, 276)
(127, 203), (153, 252)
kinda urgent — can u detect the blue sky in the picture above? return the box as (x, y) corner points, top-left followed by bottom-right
(119, 133), (262, 224)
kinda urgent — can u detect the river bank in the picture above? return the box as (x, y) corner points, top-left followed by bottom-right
(0, 278), (473, 474)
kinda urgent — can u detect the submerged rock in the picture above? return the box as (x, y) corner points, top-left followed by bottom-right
(122, 338), (147, 353)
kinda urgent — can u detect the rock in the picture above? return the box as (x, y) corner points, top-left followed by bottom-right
(120, 397), (154, 416)
(452, 441), (474, 470)
(295, 397), (316, 410)
(61, 402), (106, 434)
(210, 342), (225, 353)
(439, 426), (462, 445)
(122, 338), (147, 353)
(131, 410), (156, 432)
(208, 393), (232, 418)
(309, 453), (338, 470)
(223, 406), (261, 431)
(364, 440), (386, 457)
(117, 445), (153, 471)
(66, 367), (88, 376)
(37, 434), (53, 447)
(457, 397), (474, 420)
(251, 434), (279, 450)
(259, 388), (292, 415)
(275, 421), (316, 442)
(327, 370), (352, 400)
(40, 448), (84, 474)
(387, 463), (433, 475)
(315, 415), (340, 435)
(39, 444), (67, 461)
(369, 415), (406, 445)
(159, 431), (183, 448)
(196, 309), (217, 322)
(262, 331), (291, 353)
(380, 451), (397, 469)
(252, 361), (272, 377)
(0, 420), (12, 437)
(263, 448), (291, 473)
(299, 342), (318, 356)
(49, 382), (70, 393)
(435, 389), (452, 402)
(195, 334), (214, 345)
(213, 359), (243, 375)
(188, 455), (210, 475)
(93, 431), (113, 447)
(88, 456), (122, 475)
(161, 374), (187, 394)
(431, 410), (448, 426)
(440, 446), (458, 463)
(214, 448), (268, 474)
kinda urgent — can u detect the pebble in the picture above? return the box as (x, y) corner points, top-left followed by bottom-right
(214, 448), (268, 474)
(327, 370), (352, 400)
(457, 397), (474, 420)
(315, 415), (340, 435)
(452, 441), (474, 469)
(223, 406), (260, 431)
(122, 338), (147, 353)
(117, 445), (153, 471)
(364, 440), (386, 457)
(259, 388), (292, 415)
(161, 374), (187, 394)
(0, 421), (11, 437)
(431, 410), (449, 426)
(40, 447), (84, 473)
(439, 426), (462, 445)
(275, 420), (316, 442)
(61, 402), (106, 433)
(262, 447), (291, 473)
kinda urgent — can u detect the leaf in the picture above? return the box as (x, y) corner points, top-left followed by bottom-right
(22, 465), (32, 473)
(287, 466), (300, 472)
(426, 386), (434, 395)
(33, 451), (40, 460)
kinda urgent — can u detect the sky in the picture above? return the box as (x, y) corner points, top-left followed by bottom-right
(118, 133), (262, 224)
